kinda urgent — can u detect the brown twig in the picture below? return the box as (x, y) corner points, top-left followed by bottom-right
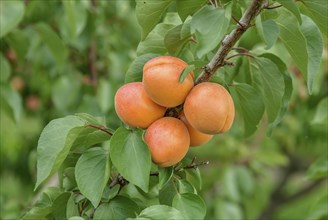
(86, 124), (113, 136)
(195, 0), (267, 84)
(165, 0), (268, 117)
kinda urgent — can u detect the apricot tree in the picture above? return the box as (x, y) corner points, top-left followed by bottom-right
(11, 0), (326, 219)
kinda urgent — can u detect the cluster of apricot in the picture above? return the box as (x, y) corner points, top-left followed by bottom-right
(115, 56), (235, 167)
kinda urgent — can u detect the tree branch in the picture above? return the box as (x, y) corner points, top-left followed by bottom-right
(165, 0), (268, 117)
(195, 0), (267, 84)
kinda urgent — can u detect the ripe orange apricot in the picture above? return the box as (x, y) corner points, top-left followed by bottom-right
(144, 117), (190, 167)
(142, 56), (194, 107)
(184, 82), (235, 134)
(179, 113), (213, 147)
(114, 82), (166, 128)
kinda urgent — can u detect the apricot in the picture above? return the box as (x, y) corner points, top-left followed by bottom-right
(142, 56), (194, 107)
(144, 117), (190, 167)
(184, 82), (235, 134)
(114, 82), (166, 128)
(179, 113), (213, 146)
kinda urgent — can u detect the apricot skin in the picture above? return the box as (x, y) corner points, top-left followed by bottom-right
(114, 82), (166, 129)
(143, 56), (194, 107)
(179, 113), (213, 147)
(184, 82), (235, 134)
(144, 117), (190, 167)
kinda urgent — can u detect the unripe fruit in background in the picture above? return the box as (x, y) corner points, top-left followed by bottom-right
(144, 117), (190, 167)
(114, 82), (166, 128)
(184, 82), (235, 134)
(143, 56), (194, 107)
(179, 113), (213, 146)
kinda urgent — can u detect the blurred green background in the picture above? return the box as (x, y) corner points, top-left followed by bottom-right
(0, 0), (327, 219)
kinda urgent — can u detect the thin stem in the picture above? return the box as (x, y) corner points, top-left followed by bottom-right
(86, 124), (113, 136)
(232, 47), (250, 53)
(226, 53), (256, 60)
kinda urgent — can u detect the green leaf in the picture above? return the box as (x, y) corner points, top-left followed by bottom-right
(75, 147), (110, 207)
(307, 156), (328, 180)
(176, 0), (207, 21)
(235, 166), (254, 196)
(301, 0), (328, 37)
(173, 193), (206, 219)
(307, 195), (328, 220)
(62, 168), (77, 191)
(300, 15), (323, 94)
(158, 166), (174, 189)
(223, 167), (240, 202)
(0, 0), (24, 38)
(177, 179), (196, 194)
(136, 23), (174, 56)
(22, 187), (62, 220)
(185, 168), (202, 191)
(68, 217), (85, 220)
(52, 75), (81, 113)
(255, 17), (279, 49)
(191, 6), (229, 58)
(0, 84), (22, 123)
(164, 22), (192, 55)
(136, 0), (174, 39)
(5, 29), (29, 61)
(233, 83), (265, 137)
(125, 53), (159, 83)
(35, 116), (84, 189)
(259, 53), (293, 133)
(136, 205), (186, 220)
(75, 113), (106, 127)
(0, 54), (11, 82)
(214, 199), (242, 220)
(97, 79), (113, 114)
(102, 185), (120, 202)
(312, 97), (328, 125)
(53, 192), (71, 220)
(93, 196), (140, 220)
(179, 65), (195, 83)
(159, 180), (178, 206)
(66, 194), (79, 218)
(35, 23), (68, 67)
(276, 0), (302, 23)
(250, 57), (285, 123)
(63, 0), (87, 39)
(110, 127), (151, 192)
(275, 10), (308, 89)
(163, 12), (182, 26)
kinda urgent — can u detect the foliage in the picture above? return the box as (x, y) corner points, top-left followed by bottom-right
(0, 0), (327, 220)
